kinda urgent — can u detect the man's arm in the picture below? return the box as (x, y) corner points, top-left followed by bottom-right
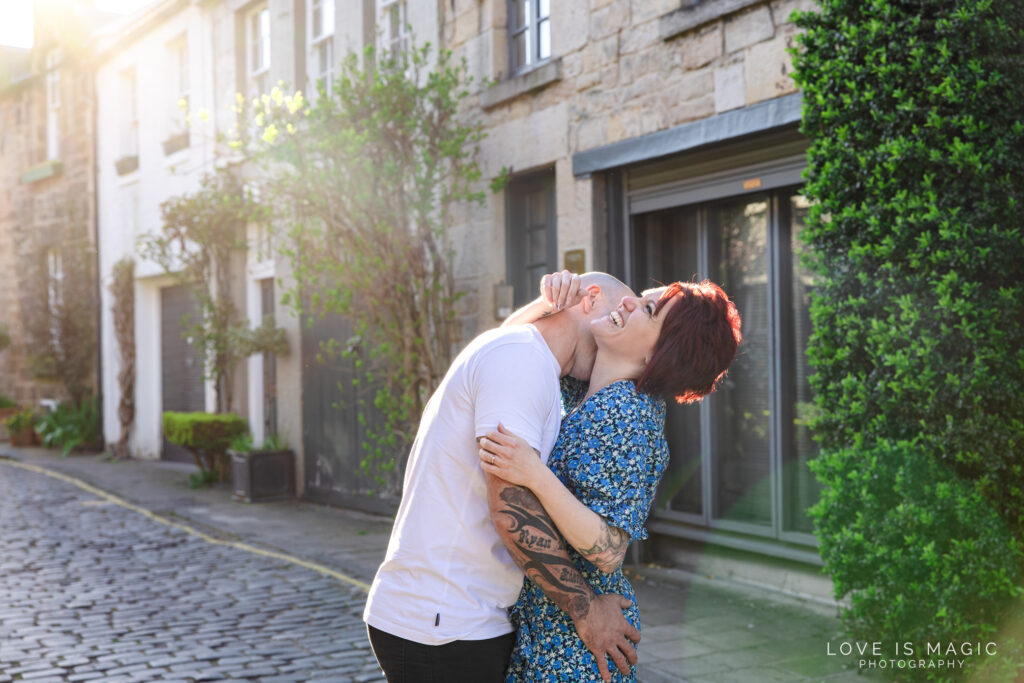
(484, 470), (639, 682)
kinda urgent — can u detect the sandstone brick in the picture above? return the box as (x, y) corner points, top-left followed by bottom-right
(590, 0), (630, 41)
(631, 0), (683, 25)
(724, 5), (775, 54)
(714, 62), (746, 112)
(574, 116), (607, 151)
(665, 93), (716, 127)
(582, 34), (620, 74)
(453, 8), (479, 47)
(620, 17), (661, 55)
(553, 0), (591, 55)
(745, 32), (799, 104)
(680, 23), (723, 71)
(772, 0), (819, 26)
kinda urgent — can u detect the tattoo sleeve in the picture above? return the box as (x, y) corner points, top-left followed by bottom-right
(579, 523), (631, 574)
(486, 476), (593, 620)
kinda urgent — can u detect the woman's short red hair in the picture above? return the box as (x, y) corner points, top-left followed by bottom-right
(635, 280), (742, 404)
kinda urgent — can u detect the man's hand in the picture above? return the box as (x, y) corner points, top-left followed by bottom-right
(574, 593), (640, 682)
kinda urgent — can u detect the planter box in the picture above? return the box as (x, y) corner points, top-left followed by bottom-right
(115, 154), (139, 176)
(229, 448), (295, 503)
(162, 131), (190, 156)
(9, 429), (39, 447)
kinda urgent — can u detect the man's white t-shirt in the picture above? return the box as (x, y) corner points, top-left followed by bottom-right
(363, 324), (562, 645)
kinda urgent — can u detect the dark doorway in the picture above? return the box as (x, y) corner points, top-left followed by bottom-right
(160, 284), (205, 463)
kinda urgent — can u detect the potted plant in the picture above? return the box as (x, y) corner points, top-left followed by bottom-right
(0, 395), (20, 441)
(4, 407), (39, 447)
(228, 432), (295, 503)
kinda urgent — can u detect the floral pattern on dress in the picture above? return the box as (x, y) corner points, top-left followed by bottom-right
(506, 379), (669, 683)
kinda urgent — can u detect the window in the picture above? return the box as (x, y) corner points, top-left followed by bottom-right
(308, 0), (335, 97)
(247, 4), (271, 98)
(631, 186), (821, 542)
(260, 278), (278, 438)
(168, 35), (189, 134)
(46, 248), (63, 352)
(45, 50), (60, 160)
(508, 0), (550, 75)
(380, 0), (409, 55)
(121, 67), (138, 158)
(506, 170), (556, 307)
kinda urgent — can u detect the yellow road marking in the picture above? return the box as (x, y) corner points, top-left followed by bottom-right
(0, 459), (371, 592)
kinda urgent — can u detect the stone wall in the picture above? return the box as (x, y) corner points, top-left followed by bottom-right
(0, 54), (99, 407)
(438, 0), (815, 338)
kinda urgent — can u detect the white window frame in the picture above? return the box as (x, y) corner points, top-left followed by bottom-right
(246, 3), (271, 98)
(46, 248), (63, 352)
(45, 50), (60, 161)
(380, 0), (409, 56)
(508, 0), (551, 76)
(168, 34), (189, 135)
(308, 0), (335, 98)
(121, 67), (138, 158)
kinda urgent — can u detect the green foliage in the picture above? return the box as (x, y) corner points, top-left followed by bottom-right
(228, 430), (289, 453)
(239, 41), (489, 494)
(36, 397), (101, 457)
(792, 0), (1024, 678)
(812, 439), (1024, 677)
(3, 407), (37, 436)
(163, 411), (247, 479)
(233, 314), (289, 357)
(139, 169), (269, 414)
(188, 469), (220, 489)
(0, 395), (17, 410)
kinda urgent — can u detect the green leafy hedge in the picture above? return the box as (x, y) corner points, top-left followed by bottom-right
(163, 412), (247, 481)
(793, 0), (1024, 678)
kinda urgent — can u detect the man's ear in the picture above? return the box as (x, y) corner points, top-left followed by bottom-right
(580, 285), (601, 315)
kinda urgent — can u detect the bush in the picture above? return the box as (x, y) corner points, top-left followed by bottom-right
(0, 395), (17, 410)
(793, 0), (1024, 678)
(228, 431), (289, 453)
(3, 408), (37, 437)
(812, 439), (1024, 676)
(163, 411), (247, 481)
(36, 397), (101, 457)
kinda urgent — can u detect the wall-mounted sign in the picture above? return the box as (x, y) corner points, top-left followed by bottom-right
(564, 249), (585, 274)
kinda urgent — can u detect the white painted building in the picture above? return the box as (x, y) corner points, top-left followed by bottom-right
(95, 0), (381, 473)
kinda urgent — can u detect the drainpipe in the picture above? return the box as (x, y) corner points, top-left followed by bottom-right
(89, 57), (104, 451)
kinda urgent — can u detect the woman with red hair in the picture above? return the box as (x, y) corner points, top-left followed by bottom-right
(480, 272), (741, 682)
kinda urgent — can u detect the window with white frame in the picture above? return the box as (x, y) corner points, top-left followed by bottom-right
(247, 4), (271, 98)
(380, 0), (409, 55)
(308, 0), (335, 97)
(121, 67), (138, 158)
(45, 49), (60, 160)
(168, 35), (189, 134)
(508, 0), (550, 75)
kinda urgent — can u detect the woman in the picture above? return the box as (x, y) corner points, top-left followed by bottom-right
(480, 272), (742, 682)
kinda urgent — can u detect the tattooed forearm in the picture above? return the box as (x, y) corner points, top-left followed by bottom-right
(579, 524), (630, 574)
(489, 482), (593, 620)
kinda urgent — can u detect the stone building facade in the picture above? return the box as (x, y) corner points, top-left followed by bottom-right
(0, 1), (115, 408)
(435, 0), (828, 595)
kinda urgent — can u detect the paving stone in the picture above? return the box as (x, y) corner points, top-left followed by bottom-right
(0, 466), (381, 682)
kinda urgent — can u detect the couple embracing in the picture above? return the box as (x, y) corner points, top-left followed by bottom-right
(364, 270), (742, 682)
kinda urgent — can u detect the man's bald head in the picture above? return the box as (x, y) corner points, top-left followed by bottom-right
(578, 272), (633, 318)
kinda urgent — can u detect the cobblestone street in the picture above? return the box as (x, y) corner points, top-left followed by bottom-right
(0, 463), (385, 682)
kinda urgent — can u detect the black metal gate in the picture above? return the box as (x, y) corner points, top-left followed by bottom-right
(300, 313), (393, 514)
(160, 284), (205, 463)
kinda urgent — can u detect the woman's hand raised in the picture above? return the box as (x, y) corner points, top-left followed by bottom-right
(479, 423), (547, 489)
(540, 270), (582, 311)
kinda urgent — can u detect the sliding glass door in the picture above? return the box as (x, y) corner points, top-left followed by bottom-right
(631, 187), (820, 543)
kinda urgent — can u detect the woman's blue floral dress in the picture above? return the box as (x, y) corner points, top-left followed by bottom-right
(505, 378), (669, 682)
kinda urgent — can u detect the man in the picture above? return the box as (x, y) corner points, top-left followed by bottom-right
(364, 271), (641, 682)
